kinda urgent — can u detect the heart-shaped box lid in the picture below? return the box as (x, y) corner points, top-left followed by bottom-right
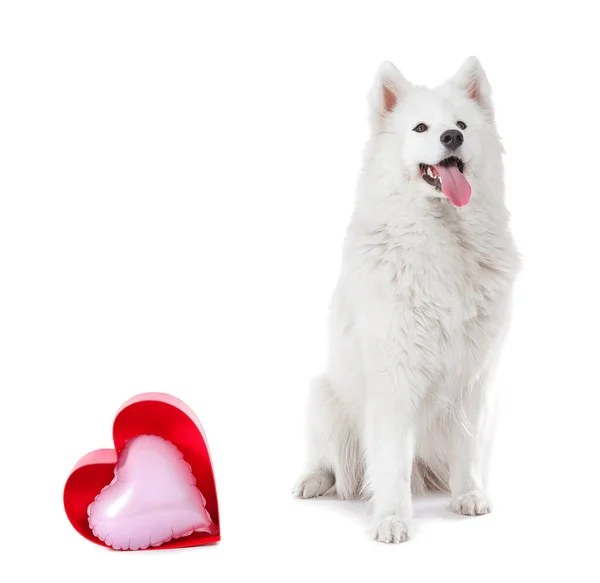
(64, 392), (220, 550)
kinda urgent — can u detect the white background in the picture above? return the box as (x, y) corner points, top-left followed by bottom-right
(1, 1), (598, 581)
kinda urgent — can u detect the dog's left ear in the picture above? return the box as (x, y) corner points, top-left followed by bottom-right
(450, 57), (494, 117)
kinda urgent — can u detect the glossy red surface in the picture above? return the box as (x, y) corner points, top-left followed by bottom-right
(63, 392), (220, 550)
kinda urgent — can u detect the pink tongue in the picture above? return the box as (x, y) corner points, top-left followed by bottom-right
(433, 164), (471, 206)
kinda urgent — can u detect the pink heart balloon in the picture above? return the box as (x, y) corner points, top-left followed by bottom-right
(87, 434), (217, 550)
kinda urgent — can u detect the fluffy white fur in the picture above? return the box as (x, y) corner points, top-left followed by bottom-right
(293, 57), (520, 543)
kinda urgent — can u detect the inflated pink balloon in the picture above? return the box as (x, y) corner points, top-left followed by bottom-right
(87, 434), (217, 550)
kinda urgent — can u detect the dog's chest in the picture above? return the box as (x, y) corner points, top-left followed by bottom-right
(397, 221), (500, 320)
(351, 208), (514, 381)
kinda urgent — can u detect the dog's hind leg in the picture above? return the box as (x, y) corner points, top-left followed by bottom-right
(293, 375), (361, 500)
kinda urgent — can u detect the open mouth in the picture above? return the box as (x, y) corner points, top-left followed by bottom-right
(419, 156), (471, 207)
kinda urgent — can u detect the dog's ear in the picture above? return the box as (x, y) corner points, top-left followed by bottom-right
(369, 61), (411, 129)
(450, 57), (494, 117)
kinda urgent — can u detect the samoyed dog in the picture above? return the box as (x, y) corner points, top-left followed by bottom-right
(293, 57), (520, 543)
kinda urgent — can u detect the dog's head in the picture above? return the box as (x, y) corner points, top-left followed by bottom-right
(367, 57), (500, 207)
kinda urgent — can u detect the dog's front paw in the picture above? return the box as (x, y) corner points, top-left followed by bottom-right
(452, 490), (491, 516)
(293, 470), (335, 499)
(369, 515), (412, 544)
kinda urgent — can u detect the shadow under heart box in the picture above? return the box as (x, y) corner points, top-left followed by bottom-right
(63, 393), (220, 550)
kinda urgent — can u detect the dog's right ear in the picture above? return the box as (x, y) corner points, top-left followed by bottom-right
(368, 61), (411, 130)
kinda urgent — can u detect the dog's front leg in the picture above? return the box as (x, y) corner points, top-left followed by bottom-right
(450, 374), (493, 516)
(363, 361), (418, 544)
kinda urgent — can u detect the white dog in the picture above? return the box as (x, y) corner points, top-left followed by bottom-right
(293, 57), (520, 543)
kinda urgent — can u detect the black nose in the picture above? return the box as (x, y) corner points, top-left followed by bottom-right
(440, 129), (463, 151)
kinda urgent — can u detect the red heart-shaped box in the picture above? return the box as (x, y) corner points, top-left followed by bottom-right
(64, 392), (220, 549)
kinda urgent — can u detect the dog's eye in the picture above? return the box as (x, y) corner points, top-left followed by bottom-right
(413, 123), (428, 133)
(456, 121), (467, 130)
